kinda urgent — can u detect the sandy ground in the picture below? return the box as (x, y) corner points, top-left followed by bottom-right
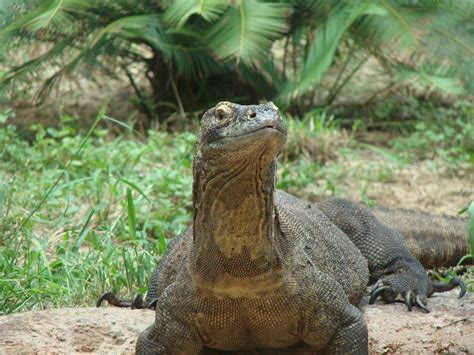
(0, 290), (471, 354)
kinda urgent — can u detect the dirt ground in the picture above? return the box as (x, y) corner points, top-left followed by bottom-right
(0, 290), (471, 354)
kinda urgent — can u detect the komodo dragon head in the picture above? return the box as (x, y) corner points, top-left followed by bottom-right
(196, 101), (287, 158)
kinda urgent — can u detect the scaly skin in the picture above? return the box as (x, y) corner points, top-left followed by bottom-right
(99, 102), (467, 354)
(372, 207), (469, 269)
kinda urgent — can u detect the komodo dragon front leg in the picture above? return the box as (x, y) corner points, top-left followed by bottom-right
(317, 198), (466, 312)
(298, 269), (369, 354)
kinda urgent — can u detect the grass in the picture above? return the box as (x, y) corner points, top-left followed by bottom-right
(1, 106), (473, 315)
(1, 112), (195, 314)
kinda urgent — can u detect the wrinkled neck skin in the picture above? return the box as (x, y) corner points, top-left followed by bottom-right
(190, 146), (283, 297)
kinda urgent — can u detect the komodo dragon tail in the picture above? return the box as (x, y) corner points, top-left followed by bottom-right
(372, 207), (470, 269)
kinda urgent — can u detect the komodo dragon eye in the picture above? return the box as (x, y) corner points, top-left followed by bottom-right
(215, 105), (232, 126)
(217, 110), (225, 121)
(216, 108), (226, 121)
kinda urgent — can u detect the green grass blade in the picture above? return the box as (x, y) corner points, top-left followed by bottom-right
(457, 254), (473, 266)
(126, 188), (137, 239)
(72, 208), (95, 253)
(468, 201), (474, 256)
(158, 231), (167, 255)
(121, 178), (152, 204)
(32, 237), (51, 277)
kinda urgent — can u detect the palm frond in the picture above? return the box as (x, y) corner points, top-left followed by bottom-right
(280, 3), (371, 101)
(394, 67), (465, 94)
(353, 3), (419, 51)
(0, 38), (72, 87)
(0, 0), (91, 35)
(206, 1), (290, 63)
(88, 14), (167, 51)
(164, 0), (230, 28)
(378, 0), (419, 44)
(1, 0), (472, 110)
(354, 0), (474, 93)
(166, 28), (227, 78)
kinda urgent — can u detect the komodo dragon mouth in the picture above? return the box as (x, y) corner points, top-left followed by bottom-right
(213, 125), (286, 141)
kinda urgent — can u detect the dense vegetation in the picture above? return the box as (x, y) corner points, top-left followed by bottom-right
(1, 0), (473, 124)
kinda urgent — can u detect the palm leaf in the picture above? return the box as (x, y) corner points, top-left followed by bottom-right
(281, 3), (371, 101)
(0, 0), (91, 35)
(2, 0), (473, 108)
(88, 14), (167, 51)
(0, 38), (73, 87)
(34, 36), (112, 99)
(394, 67), (465, 95)
(378, 0), (418, 44)
(94, 15), (224, 78)
(354, 1), (474, 91)
(166, 27), (227, 78)
(1, 12), (171, 95)
(352, 3), (420, 52)
(164, 0), (230, 28)
(206, 1), (289, 63)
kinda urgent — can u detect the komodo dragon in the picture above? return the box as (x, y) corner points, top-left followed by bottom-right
(98, 102), (468, 354)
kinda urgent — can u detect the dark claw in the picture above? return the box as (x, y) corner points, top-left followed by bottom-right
(404, 290), (415, 311)
(369, 285), (390, 304)
(131, 294), (145, 309)
(96, 293), (108, 307)
(372, 279), (383, 289)
(97, 291), (133, 308)
(415, 295), (430, 313)
(431, 277), (467, 298)
(147, 298), (158, 309)
(455, 278), (467, 299)
(97, 292), (157, 310)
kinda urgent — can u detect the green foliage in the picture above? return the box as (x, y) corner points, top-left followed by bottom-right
(1, 228), (158, 314)
(0, 114), (195, 314)
(389, 100), (474, 166)
(280, 2), (369, 99)
(433, 196), (474, 290)
(281, 109), (351, 163)
(0, 0), (472, 116)
(206, 1), (289, 62)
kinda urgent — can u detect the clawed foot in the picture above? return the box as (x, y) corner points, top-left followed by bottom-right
(369, 273), (466, 313)
(369, 279), (430, 312)
(96, 291), (157, 309)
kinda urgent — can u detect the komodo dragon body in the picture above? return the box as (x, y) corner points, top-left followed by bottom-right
(100, 102), (468, 354)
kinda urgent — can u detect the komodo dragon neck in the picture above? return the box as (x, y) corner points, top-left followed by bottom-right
(189, 101), (286, 297)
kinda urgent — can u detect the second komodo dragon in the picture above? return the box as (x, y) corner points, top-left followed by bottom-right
(99, 102), (468, 354)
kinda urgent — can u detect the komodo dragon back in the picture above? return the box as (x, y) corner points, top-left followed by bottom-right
(373, 207), (469, 268)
